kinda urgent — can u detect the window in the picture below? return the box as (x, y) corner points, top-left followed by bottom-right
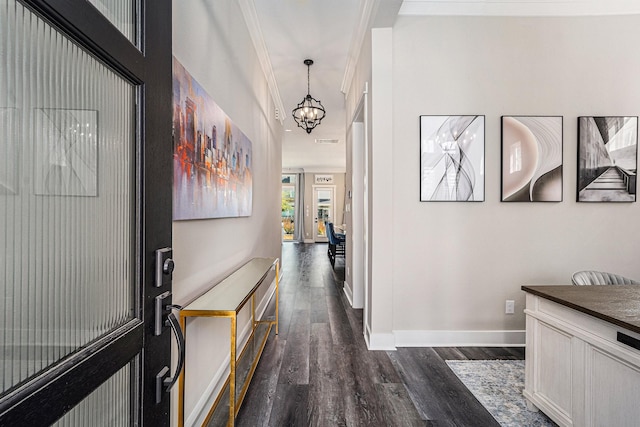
(282, 175), (296, 240)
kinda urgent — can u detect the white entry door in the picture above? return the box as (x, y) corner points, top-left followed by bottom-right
(313, 186), (335, 243)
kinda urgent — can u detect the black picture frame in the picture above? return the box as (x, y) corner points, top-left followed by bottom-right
(501, 115), (563, 202)
(420, 115), (485, 202)
(577, 116), (638, 202)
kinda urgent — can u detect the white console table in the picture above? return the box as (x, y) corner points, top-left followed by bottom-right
(522, 285), (640, 427)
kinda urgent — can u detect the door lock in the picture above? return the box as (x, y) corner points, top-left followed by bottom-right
(155, 247), (174, 287)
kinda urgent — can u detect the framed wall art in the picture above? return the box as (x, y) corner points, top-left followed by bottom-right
(501, 116), (563, 202)
(172, 57), (253, 219)
(420, 115), (485, 202)
(577, 116), (637, 202)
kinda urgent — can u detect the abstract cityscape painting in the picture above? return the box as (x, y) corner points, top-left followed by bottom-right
(34, 108), (98, 197)
(501, 116), (563, 202)
(577, 116), (637, 202)
(420, 115), (485, 201)
(172, 57), (253, 219)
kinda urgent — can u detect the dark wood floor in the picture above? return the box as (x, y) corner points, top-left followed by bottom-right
(233, 243), (524, 427)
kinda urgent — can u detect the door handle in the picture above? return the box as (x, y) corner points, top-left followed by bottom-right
(163, 311), (185, 392)
(155, 310), (185, 403)
(154, 294), (185, 403)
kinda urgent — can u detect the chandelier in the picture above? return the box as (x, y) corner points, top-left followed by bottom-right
(291, 59), (326, 134)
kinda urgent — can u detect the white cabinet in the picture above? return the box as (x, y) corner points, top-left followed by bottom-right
(524, 292), (640, 427)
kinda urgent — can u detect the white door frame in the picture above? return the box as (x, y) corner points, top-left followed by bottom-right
(312, 185), (336, 243)
(349, 83), (369, 330)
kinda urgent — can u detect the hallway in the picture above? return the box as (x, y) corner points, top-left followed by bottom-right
(231, 243), (523, 426)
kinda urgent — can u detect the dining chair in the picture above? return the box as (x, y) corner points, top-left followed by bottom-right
(571, 270), (639, 286)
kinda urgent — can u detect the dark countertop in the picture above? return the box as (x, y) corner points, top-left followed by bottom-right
(522, 285), (640, 335)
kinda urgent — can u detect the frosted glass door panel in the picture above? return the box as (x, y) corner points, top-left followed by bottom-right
(0, 0), (136, 394)
(313, 187), (334, 241)
(88, 0), (137, 44)
(52, 361), (135, 427)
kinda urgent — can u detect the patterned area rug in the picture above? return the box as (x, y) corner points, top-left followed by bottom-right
(445, 360), (557, 427)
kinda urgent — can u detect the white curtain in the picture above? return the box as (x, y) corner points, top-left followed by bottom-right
(294, 173), (305, 242)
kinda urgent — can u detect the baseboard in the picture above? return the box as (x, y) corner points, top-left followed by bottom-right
(364, 322), (372, 348)
(343, 281), (354, 306)
(303, 239), (315, 243)
(367, 332), (397, 351)
(184, 278), (277, 427)
(393, 330), (526, 347)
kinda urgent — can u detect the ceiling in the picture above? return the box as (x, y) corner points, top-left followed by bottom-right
(243, 0), (640, 172)
(248, 0), (365, 172)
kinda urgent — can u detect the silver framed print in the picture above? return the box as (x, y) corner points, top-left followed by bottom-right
(420, 115), (485, 202)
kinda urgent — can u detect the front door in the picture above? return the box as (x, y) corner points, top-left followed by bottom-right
(313, 186), (335, 243)
(0, 0), (173, 425)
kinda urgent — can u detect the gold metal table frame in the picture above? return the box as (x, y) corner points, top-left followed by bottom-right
(177, 257), (279, 427)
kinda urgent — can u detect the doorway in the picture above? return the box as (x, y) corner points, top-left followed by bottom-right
(348, 86), (369, 325)
(281, 183), (296, 241)
(312, 186), (336, 242)
(0, 0), (173, 425)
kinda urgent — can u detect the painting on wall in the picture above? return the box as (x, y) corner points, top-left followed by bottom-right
(420, 115), (485, 201)
(501, 116), (563, 202)
(577, 116), (637, 202)
(172, 57), (253, 220)
(34, 108), (98, 197)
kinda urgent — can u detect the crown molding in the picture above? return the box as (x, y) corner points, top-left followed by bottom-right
(341, 0), (379, 96)
(238, 0), (285, 125)
(398, 0), (640, 17)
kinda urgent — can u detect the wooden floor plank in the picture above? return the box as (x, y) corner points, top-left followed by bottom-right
(308, 322), (346, 426)
(267, 383), (309, 427)
(432, 347), (469, 361)
(274, 291), (295, 339)
(336, 342), (392, 426)
(236, 335), (286, 427)
(277, 309), (310, 385)
(309, 287), (329, 324)
(293, 286), (311, 311)
(326, 293), (355, 346)
(389, 348), (500, 426)
(377, 383), (427, 427)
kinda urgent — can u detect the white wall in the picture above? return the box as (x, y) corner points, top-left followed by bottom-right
(172, 0), (282, 425)
(387, 15), (640, 346)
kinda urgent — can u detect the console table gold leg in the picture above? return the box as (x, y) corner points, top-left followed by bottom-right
(251, 294), (256, 328)
(275, 260), (279, 335)
(229, 314), (237, 426)
(178, 315), (186, 427)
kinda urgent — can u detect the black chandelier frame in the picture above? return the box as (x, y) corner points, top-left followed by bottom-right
(292, 59), (326, 134)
